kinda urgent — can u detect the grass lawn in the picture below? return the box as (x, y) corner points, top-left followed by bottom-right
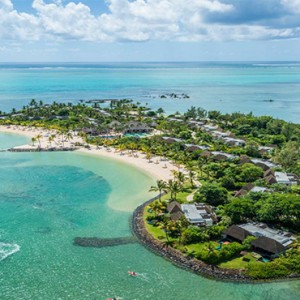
(143, 206), (166, 240)
(219, 253), (261, 269)
(185, 242), (219, 253)
(143, 206), (265, 271)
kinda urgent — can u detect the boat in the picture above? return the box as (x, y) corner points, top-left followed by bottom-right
(128, 271), (137, 277)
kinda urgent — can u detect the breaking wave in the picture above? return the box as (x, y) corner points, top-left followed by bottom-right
(0, 242), (20, 262)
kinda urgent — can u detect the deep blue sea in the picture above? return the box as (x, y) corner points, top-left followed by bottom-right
(0, 62), (299, 122)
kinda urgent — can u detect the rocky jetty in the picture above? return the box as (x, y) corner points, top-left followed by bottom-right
(74, 236), (137, 248)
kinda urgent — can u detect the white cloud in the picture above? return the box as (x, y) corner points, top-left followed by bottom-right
(281, 0), (300, 13)
(0, 0), (13, 11)
(0, 0), (299, 42)
(0, 1), (41, 40)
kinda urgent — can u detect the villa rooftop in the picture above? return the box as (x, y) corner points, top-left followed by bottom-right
(251, 186), (268, 193)
(223, 137), (246, 146)
(239, 223), (295, 248)
(211, 151), (237, 160)
(185, 144), (209, 151)
(202, 124), (218, 131)
(162, 137), (183, 143)
(181, 204), (214, 226)
(251, 158), (277, 170)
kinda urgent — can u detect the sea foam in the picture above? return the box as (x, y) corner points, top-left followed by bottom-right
(0, 242), (20, 262)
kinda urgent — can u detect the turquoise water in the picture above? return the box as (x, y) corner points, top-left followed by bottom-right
(0, 62), (300, 122)
(1, 133), (300, 299)
(124, 133), (150, 138)
(0, 132), (29, 149)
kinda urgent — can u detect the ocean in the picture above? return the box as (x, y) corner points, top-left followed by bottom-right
(0, 62), (299, 122)
(1, 63), (300, 299)
(1, 133), (300, 300)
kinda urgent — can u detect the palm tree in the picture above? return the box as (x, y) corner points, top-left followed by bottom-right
(149, 200), (163, 217)
(35, 134), (42, 148)
(48, 135), (55, 147)
(188, 170), (196, 188)
(58, 130), (66, 147)
(146, 151), (152, 163)
(29, 99), (37, 107)
(65, 131), (73, 142)
(156, 107), (164, 116)
(198, 155), (211, 178)
(166, 179), (181, 201)
(31, 137), (36, 146)
(159, 219), (173, 242)
(172, 170), (186, 187)
(175, 219), (185, 245)
(116, 143), (126, 154)
(149, 180), (167, 202)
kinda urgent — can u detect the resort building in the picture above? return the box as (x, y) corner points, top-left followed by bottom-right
(258, 146), (275, 155)
(211, 130), (231, 139)
(188, 120), (205, 128)
(162, 137), (183, 144)
(181, 203), (215, 226)
(93, 108), (111, 116)
(123, 121), (152, 134)
(250, 158), (277, 171)
(223, 137), (246, 147)
(82, 127), (100, 136)
(168, 118), (184, 123)
(224, 223), (295, 258)
(223, 225), (252, 243)
(235, 183), (269, 197)
(184, 144), (210, 152)
(201, 124), (218, 132)
(264, 170), (299, 185)
(167, 201), (184, 221)
(211, 151), (237, 161)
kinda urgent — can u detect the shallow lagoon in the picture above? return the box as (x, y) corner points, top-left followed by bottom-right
(1, 133), (300, 300)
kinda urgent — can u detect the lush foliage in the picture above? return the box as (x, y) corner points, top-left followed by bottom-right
(194, 182), (228, 206)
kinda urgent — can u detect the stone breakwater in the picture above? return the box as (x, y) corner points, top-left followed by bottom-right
(131, 197), (250, 282)
(74, 236), (136, 248)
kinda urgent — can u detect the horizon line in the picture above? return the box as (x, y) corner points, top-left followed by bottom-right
(0, 60), (300, 64)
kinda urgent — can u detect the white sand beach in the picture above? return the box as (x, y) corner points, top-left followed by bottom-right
(0, 125), (180, 182)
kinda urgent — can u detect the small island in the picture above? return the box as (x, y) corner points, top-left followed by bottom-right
(1, 100), (300, 281)
(159, 93), (190, 99)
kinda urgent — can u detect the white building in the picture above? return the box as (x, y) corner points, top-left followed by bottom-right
(223, 137), (246, 146)
(275, 172), (298, 185)
(181, 204), (214, 226)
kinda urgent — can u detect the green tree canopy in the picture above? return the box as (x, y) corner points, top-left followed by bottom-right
(194, 182), (228, 206)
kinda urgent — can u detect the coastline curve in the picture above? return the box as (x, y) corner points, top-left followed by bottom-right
(131, 196), (300, 283)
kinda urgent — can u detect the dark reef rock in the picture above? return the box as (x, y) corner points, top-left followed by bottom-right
(73, 236), (137, 248)
(159, 93), (190, 99)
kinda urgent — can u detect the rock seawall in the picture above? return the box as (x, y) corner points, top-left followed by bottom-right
(131, 197), (252, 282)
(131, 197), (300, 282)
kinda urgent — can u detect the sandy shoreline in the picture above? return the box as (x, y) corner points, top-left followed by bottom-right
(0, 125), (179, 181)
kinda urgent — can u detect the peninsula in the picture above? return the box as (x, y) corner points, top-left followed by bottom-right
(1, 99), (300, 281)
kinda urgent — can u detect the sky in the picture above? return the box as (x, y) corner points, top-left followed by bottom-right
(0, 0), (300, 62)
